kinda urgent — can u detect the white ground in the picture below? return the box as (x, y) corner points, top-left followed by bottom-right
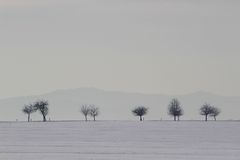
(0, 121), (239, 160)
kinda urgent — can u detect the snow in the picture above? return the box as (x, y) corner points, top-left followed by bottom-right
(0, 121), (239, 160)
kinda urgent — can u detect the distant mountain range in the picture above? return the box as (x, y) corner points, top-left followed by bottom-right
(0, 88), (239, 121)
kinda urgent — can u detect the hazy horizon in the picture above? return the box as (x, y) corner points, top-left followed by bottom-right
(1, 87), (239, 100)
(1, 87), (240, 121)
(0, 0), (240, 98)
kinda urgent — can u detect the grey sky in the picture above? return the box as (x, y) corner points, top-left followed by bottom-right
(0, 0), (239, 98)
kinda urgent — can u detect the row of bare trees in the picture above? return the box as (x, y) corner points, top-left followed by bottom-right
(22, 99), (221, 122)
(132, 98), (221, 121)
(22, 101), (100, 122)
(22, 100), (49, 122)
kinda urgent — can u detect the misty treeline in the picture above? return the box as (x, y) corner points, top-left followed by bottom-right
(22, 98), (221, 122)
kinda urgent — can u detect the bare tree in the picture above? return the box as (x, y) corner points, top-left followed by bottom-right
(132, 106), (148, 121)
(200, 103), (213, 121)
(168, 98), (184, 121)
(22, 104), (37, 122)
(210, 107), (221, 121)
(34, 100), (49, 122)
(89, 105), (99, 121)
(81, 105), (90, 121)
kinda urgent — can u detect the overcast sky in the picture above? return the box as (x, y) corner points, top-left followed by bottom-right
(0, 0), (239, 98)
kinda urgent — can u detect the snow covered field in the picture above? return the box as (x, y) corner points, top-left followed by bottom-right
(0, 121), (239, 160)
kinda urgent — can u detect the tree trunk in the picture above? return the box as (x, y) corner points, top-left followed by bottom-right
(205, 115), (208, 121)
(85, 115), (88, 121)
(177, 116), (180, 121)
(43, 115), (46, 122)
(140, 116), (142, 121)
(214, 116), (216, 121)
(93, 116), (96, 121)
(28, 114), (30, 122)
(174, 116), (176, 121)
